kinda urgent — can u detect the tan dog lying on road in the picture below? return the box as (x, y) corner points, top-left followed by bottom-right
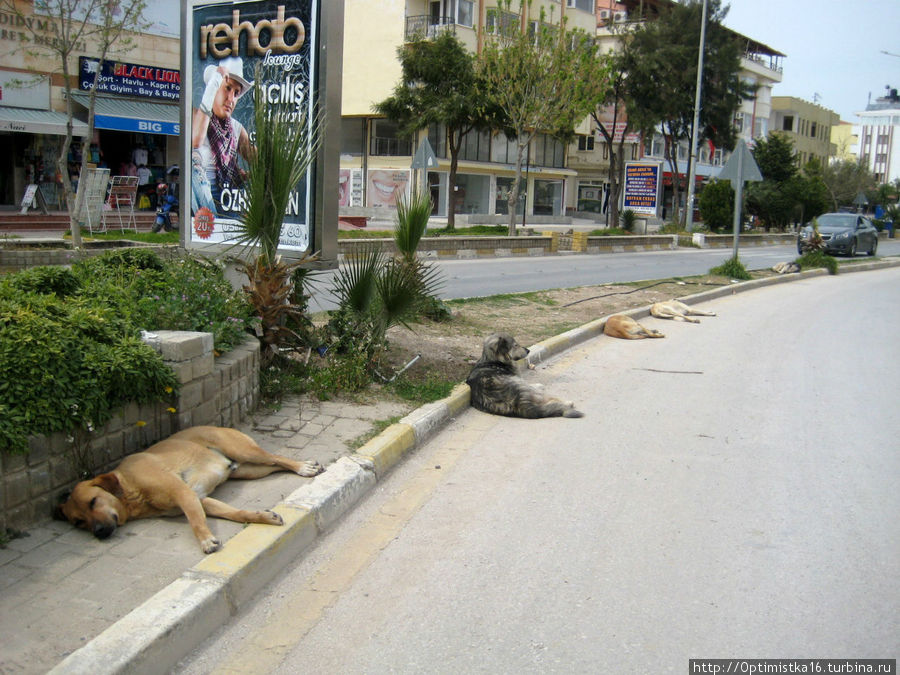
(604, 314), (665, 340)
(650, 300), (717, 323)
(55, 426), (323, 553)
(466, 333), (583, 418)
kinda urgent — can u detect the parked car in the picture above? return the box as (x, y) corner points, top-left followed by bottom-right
(797, 213), (879, 256)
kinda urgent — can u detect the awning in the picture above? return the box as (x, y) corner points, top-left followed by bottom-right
(0, 106), (89, 137)
(70, 93), (180, 136)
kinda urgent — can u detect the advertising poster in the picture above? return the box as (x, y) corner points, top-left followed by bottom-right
(188, 0), (319, 252)
(339, 168), (362, 207)
(623, 162), (660, 217)
(366, 169), (409, 208)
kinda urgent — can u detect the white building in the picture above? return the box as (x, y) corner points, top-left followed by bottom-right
(856, 87), (900, 184)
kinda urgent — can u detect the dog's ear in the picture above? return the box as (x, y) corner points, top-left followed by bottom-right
(93, 473), (124, 499)
(52, 492), (71, 521)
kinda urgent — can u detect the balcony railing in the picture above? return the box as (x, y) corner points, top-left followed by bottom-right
(405, 15), (456, 42)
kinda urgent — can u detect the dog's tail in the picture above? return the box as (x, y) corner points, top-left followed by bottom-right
(563, 408), (584, 418)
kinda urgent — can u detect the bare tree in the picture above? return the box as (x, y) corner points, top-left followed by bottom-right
(0, 0), (147, 245)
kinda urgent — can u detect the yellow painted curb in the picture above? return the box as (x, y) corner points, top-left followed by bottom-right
(192, 504), (316, 581)
(354, 423), (416, 477)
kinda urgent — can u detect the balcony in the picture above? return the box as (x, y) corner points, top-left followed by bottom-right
(405, 15), (457, 42)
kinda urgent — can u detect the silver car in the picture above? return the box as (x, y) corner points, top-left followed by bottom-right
(797, 213), (879, 256)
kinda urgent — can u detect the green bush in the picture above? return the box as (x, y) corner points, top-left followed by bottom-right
(709, 256), (752, 280)
(796, 250), (838, 275)
(0, 249), (253, 454)
(0, 295), (178, 454)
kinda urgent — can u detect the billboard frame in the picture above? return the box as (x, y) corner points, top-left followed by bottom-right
(179, 0), (341, 269)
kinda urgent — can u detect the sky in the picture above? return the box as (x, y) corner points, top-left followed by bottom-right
(721, 0), (900, 122)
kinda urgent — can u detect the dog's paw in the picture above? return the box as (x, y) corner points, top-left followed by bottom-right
(201, 536), (221, 554)
(296, 460), (323, 477)
(262, 510), (284, 526)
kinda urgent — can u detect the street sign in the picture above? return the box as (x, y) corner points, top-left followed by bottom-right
(715, 140), (763, 259)
(717, 139), (763, 184)
(411, 137), (439, 169)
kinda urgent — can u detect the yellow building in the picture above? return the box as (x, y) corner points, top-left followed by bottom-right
(339, 0), (597, 223)
(830, 121), (858, 163)
(770, 96), (840, 168)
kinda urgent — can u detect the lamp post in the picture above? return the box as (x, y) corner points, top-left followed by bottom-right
(685, 0), (708, 232)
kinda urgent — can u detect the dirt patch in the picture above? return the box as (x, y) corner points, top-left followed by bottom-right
(379, 273), (775, 386)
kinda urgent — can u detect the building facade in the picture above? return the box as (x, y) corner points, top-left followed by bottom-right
(0, 0), (181, 211)
(769, 96), (840, 168)
(339, 0), (597, 223)
(856, 87), (900, 184)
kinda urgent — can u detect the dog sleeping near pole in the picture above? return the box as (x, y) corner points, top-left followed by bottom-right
(54, 426), (323, 553)
(466, 333), (583, 419)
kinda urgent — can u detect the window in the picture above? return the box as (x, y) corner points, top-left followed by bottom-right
(432, 0), (474, 28)
(577, 134), (594, 151)
(341, 118), (366, 156)
(486, 7), (518, 35)
(810, 121), (817, 139)
(783, 115), (793, 132)
(428, 124), (448, 159)
(459, 128), (491, 162)
(734, 112), (745, 133)
(533, 134), (565, 168)
(491, 133), (517, 164)
(370, 119), (412, 156)
(566, 0), (593, 12)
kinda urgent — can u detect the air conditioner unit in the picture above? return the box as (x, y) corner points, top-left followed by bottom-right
(614, 11), (627, 22)
(599, 9), (610, 19)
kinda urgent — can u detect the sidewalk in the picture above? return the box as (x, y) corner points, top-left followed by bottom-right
(0, 393), (416, 674)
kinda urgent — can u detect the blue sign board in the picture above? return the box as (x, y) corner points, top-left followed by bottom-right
(79, 56), (181, 101)
(93, 114), (180, 136)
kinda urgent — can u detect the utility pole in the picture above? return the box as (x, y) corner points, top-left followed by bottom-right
(685, 0), (708, 232)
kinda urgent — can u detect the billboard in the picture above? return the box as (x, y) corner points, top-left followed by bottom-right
(622, 162), (661, 217)
(185, 0), (319, 252)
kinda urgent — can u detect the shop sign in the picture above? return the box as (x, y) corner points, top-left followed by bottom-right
(79, 57), (181, 101)
(93, 113), (180, 136)
(623, 162), (661, 217)
(187, 0), (319, 254)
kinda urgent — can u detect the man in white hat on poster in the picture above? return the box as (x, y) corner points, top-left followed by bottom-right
(191, 56), (254, 218)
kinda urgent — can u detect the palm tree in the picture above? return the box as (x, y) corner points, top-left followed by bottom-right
(227, 65), (320, 362)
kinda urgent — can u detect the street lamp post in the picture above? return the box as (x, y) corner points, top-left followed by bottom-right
(685, 0), (708, 232)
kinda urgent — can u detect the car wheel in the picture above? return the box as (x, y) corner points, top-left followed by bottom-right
(868, 239), (877, 256)
(848, 239), (857, 257)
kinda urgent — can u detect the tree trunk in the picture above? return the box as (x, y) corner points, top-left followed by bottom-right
(507, 138), (528, 236)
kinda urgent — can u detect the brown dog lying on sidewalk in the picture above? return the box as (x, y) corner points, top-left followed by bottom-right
(603, 314), (665, 340)
(54, 426), (323, 553)
(650, 300), (717, 323)
(466, 333), (583, 419)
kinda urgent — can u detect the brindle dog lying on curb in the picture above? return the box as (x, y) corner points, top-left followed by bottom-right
(466, 333), (583, 419)
(55, 426), (322, 553)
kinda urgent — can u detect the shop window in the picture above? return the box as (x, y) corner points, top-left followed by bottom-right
(495, 176), (524, 215)
(454, 173), (491, 214)
(533, 179), (563, 216)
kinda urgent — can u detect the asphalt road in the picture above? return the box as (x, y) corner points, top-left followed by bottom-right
(309, 240), (900, 311)
(181, 266), (900, 673)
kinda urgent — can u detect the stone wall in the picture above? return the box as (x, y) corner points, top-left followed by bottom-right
(0, 333), (259, 534)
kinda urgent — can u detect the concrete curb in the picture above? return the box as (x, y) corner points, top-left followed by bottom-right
(49, 257), (900, 674)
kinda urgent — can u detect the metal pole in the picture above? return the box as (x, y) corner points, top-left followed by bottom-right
(732, 144), (743, 259)
(685, 0), (708, 232)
